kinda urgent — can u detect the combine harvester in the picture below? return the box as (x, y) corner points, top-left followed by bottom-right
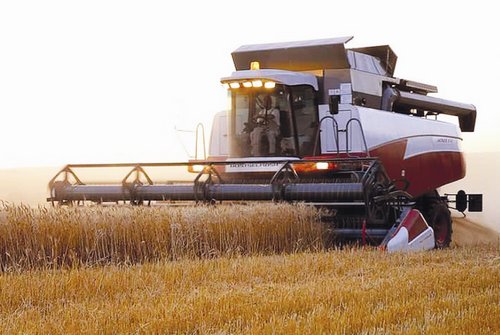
(48, 36), (483, 252)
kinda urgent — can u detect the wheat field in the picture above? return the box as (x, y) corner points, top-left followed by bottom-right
(0, 246), (498, 334)
(0, 203), (329, 270)
(0, 204), (499, 334)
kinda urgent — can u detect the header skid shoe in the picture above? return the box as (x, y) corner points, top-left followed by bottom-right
(382, 209), (435, 252)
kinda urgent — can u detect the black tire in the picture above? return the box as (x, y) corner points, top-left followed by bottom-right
(428, 201), (452, 248)
(417, 191), (452, 248)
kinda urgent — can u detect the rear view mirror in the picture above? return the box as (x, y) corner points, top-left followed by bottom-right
(329, 95), (339, 115)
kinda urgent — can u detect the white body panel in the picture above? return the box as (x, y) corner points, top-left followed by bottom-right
(319, 105), (462, 156)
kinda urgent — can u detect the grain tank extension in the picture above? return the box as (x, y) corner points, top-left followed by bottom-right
(48, 36), (483, 251)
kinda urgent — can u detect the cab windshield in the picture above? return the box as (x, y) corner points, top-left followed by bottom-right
(228, 84), (318, 158)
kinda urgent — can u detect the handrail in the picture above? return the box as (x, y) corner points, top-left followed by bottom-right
(345, 118), (370, 157)
(195, 123), (206, 160)
(312, 116), (370, 157)
(313, 116), (339, 155)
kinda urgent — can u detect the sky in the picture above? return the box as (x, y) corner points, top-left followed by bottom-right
(1, 0), (499, 168)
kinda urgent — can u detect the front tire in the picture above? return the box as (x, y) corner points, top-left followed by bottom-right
(418, 191), (452, 248)
(428, 201), (452, 248)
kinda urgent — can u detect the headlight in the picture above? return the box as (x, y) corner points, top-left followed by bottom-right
(251, 80), (263, 88)
(264, 81), (276, 89)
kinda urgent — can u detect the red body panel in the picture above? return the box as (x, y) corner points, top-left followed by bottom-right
(370, 140), (465, 198)
(310, 142), (465, 198)
(306, 137), (465, 198)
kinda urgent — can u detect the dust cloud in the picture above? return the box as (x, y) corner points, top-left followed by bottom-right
(0, 166), (58, 206)
(441, 151), (500, 234)
(452, 218), (499, 247)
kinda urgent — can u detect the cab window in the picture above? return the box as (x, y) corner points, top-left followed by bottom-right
(290, 85), (318, 156)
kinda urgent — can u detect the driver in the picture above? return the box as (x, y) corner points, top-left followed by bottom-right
(250, 94), (280, 156)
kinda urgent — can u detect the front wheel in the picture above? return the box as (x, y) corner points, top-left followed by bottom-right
(417, 191), (452, 248)
(428, 202), (452, 248)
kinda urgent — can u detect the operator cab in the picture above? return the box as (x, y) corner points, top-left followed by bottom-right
(221, 68), (319, 158)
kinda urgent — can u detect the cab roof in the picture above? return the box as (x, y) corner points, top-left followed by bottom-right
(221, 69), (319, 90)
